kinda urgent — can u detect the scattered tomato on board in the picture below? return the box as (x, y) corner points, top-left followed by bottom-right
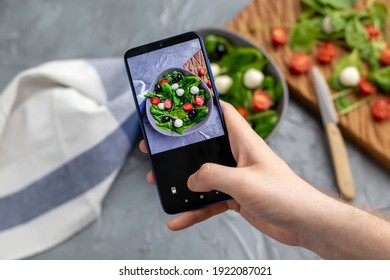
(317, 42), (337, 64)
(198, 68), (207, 77)
(371, 97), (390, 121)
(289, 52), (313, 74)
(271, 26), (289, 46)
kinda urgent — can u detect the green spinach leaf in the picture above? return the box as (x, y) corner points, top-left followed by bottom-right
(368, 66), (390, 92)
(289, 19), (319, 52)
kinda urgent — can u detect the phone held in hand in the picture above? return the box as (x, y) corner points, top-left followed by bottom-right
(124, 31), (236, 214)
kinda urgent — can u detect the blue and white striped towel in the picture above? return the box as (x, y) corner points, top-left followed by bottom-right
(0, 58), (140, 259)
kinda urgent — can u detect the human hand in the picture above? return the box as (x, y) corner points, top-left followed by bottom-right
(139, 101), (321, 247)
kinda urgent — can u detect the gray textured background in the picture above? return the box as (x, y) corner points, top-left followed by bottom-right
(1, 0), (389, 259)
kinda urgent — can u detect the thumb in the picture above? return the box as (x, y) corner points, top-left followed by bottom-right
(187, 162), (244, 196)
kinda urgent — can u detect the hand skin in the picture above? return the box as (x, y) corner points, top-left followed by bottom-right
(139, 101), (390, 260)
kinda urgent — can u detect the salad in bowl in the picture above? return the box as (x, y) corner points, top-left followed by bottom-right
(144, 68), (212, 136)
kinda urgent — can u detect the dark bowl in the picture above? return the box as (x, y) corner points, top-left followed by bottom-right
(198, 28), (289, 141)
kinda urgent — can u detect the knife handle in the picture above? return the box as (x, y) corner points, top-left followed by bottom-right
(325, 123), (355, 201)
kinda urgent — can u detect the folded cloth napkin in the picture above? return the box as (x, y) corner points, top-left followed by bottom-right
(0, 58), (139, 259)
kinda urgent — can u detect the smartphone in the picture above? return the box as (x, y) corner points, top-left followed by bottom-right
(124, 31), (236, 214)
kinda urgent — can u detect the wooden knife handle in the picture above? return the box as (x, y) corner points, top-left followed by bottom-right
(325, 123), (355, 201)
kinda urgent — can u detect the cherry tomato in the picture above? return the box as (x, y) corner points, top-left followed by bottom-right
(151, 97), (160, 105)
(236, 107), (249, 119)
(271, 26), (289, 46)
(207, 80), (212, 89)
(160, 79), (169, 84)
(289, 52), (313, 74)
(183, 103), (193, 112)
(164, 99), (172, 109)
(198, 68), (206, 77)
(358, 77), (377, 95)
(371, 97), (390, 121)
(317, 42), (337, 64)
(380, 45), (390, 65)
(194, 96), (205, 106)
(364, 24), (380, 40)
(252, 90), (272, 111)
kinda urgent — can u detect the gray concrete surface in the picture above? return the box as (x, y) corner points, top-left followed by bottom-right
(1, 0), (389, 259)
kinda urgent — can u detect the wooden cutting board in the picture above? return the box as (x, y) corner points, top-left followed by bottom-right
(226, 0), (390, 169)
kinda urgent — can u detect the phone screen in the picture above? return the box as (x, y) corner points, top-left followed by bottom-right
(124, 32), (235, 214)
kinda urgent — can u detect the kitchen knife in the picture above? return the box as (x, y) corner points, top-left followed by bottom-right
(312, 66), (355, 201)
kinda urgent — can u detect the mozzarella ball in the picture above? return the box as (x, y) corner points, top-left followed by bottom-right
(176, 88), (184, 97)
(339, 66), (361, 87)
(243, 68), (264, 89)
(157, 103), (165, 110)
(190, 86), (199, 95)
(174, 119), (183, 128)
(171, 83), (179, 90)
(214, 75), (233, 95)
(210, 63), (221, 76)
(322, 15), (333, 34)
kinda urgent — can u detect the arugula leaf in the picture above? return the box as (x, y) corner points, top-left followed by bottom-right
(335, 96), (354, 112)
(289, 19), (319, 52)
(359, 40), (386, 71)
(329, 14), (348, 33)
(345, 17), (369, 49)
(204, 35), (233, 57)
(219, 47), (266, 73)
(169, 108), (187, 119)
(369, 3), (388, 30)
(150, 105), (166, 117)
(144, 93), (158, 98)
(368, 66), (390, 92)
(250, 110), (279, 139)
(156, 121), (173, 131)
(189, 107), (208, 125)
(161, 83), (171, 94)
(318, 0), (357, 9)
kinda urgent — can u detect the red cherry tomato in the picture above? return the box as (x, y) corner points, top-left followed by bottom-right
(151, 97), (160, 105)
(289, 52), (313, 74)
(271, 26), (289, 46)
(207, 80), (212, 89)
(380, 45), (390, 65)
(183, 103), (193, 111)
(252, 90), (272, 111)
(194, 96), (205, 106)
(317, 42), (337, 64)
(160, 79), (169, 84)
(164, 99), (172, 109)
(371, 97), (390, 122)
(364, 24), (380, 40)
(358, 77), (377, 95)
(236, 107), (249, 119)
(198, 68), (207, 77)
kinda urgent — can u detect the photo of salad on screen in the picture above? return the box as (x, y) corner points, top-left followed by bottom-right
(144, 69), (212, 136)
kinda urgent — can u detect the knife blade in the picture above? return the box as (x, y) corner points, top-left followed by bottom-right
(312, 67), (355, 200)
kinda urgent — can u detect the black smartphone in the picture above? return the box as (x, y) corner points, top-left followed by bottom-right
(124, 31), (236, 214)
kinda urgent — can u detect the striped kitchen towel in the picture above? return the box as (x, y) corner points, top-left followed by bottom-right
(0, 58), (140, 259)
